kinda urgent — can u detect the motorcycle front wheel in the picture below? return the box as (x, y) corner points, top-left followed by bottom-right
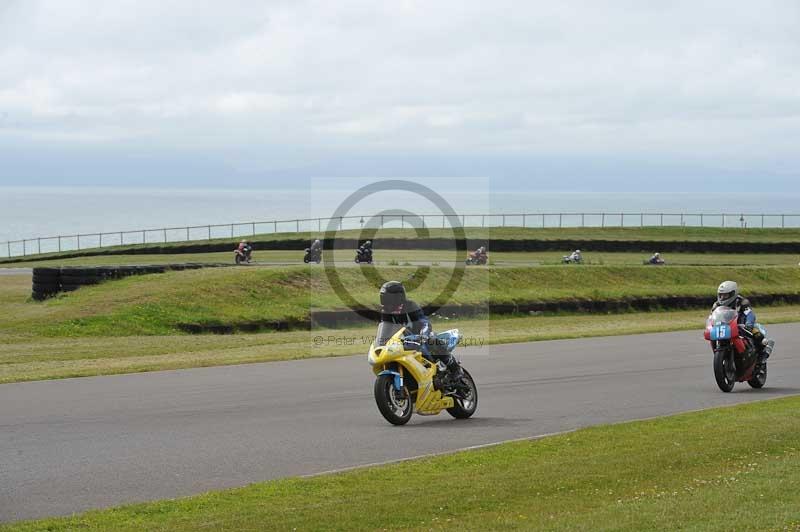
(235, 254), (243, 265)
(748, 363), (767, 389)
(374, 374), (413, 425)
(713, 349), (736, 392)
(447, 368), (478, 419)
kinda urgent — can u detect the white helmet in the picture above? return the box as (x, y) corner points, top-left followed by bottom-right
(717, 280), (738, 307)
(654, 252), (660, 258)
(575, 249), (581, 254)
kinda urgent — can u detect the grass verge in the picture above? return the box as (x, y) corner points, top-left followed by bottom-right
(2, 305), (799, 384)
(6, 395), (800, 531)
(2, 265), (800, 337)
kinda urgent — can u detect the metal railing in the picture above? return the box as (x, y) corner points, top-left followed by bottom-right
(2, 212), (799, 259)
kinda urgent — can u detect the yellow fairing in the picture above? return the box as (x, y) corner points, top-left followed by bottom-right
(368, 327), (454, 415)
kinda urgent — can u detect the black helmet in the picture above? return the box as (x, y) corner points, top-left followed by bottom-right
(380, 280), (406, 313)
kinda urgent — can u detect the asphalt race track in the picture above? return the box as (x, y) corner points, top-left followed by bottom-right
(1, 325), (798, 522)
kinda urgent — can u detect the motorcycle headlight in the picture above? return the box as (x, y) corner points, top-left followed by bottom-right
(387, 340), (402, 355)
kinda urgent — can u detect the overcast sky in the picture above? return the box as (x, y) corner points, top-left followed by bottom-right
(0, 0), (798, 190)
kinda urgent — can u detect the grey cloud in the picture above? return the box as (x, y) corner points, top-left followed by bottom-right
(0, 0), (799, 186)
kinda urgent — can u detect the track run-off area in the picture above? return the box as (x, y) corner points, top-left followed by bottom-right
(1, 324), (798, 522)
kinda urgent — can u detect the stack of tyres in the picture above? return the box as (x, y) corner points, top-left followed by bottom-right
(60, 268), (94, 292)
(31, 268), (61, 301)
(31, 264), (211, 299)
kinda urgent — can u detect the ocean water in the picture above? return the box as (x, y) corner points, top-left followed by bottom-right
(1, 186), (799, 254)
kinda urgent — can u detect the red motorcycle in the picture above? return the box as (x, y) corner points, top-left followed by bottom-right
(465, 251), (488, 265)
(234, 246), (252, 265)
(703, 306), (766, 392)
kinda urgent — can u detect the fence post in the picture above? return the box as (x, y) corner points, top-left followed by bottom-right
(442, 215), (446, 229)
(620, 213), (624, 228)
(119, 232), (123, 246)
(58, 236), (62, 252)
(318, 218), (322, 232)
(761, 214), (765, 228)
(142, 230), (146, 244)
(400, 215), (404, 228)
(581, 213), (585, 227)
(187, 227), (191, 241)
(558, 213), (562, 228)
(77, 235), (81, 250)
(23, 240), (26, 256)
(481, 215), (485, 228)
(99, 233), (102, 248)
(163, 229), (167, 243)
(640, 213), (643, 227)
(230, 224), (234, 238)
(296, 220), (299, 232)
(461, 215), (465, 227)
(207, 226), (211, 240)
(722, 214), (725, 228)
(660, 213), (663, 226)
(37, 237), (41, 255)
(274, 221), (278, 233)
(6, 241), (10, 257)
(523, 214), (526, 228)
(782, 214), (785, 228)
(601, 213), (605, 228)
(503, 215), (506, 227)
(700, 214), (704, 227)
(680, 213), (684, 226)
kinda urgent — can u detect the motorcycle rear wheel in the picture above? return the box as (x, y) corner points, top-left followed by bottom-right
(235, 255), (243, 265)
(713, 349), (736, 392)
(447, 368), (478, 419)
(374, 375), (413, 425)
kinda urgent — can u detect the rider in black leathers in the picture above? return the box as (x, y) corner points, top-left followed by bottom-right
(357, 240), (373, 262)
(379, 281), (461, 377)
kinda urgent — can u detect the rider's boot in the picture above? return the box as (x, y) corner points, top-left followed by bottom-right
(443, 355), (463, 380)
(755, 339), (774, 376)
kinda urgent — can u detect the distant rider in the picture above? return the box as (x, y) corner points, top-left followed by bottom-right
(648, 252), (664, 265)
(238, 240), (253, 260)
(379, 280), (462, 378)
(358, 240), (373, 261)
(569, 249), (582, 263)
(713, 281), (774, 371)
(310, 238), (322, 253)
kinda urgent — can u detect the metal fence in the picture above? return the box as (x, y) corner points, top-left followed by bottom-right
(2, 212), (799, 259)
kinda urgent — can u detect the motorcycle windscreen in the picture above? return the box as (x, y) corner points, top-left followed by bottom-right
(708, 306), (737, 340)
(710, 306), (737, 324)
(375, 321), (404, 347)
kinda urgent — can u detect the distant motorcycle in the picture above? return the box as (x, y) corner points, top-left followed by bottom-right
(304, 248), (322, 264)
(465, 251), (488, 265)
(704, 305), (769, 392)
(234, 247), (252, 265)
(355, 247), (373, 264)
(562, 254), (583, 264)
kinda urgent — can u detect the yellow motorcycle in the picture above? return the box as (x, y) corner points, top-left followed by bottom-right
(368, 322), (478, 425)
